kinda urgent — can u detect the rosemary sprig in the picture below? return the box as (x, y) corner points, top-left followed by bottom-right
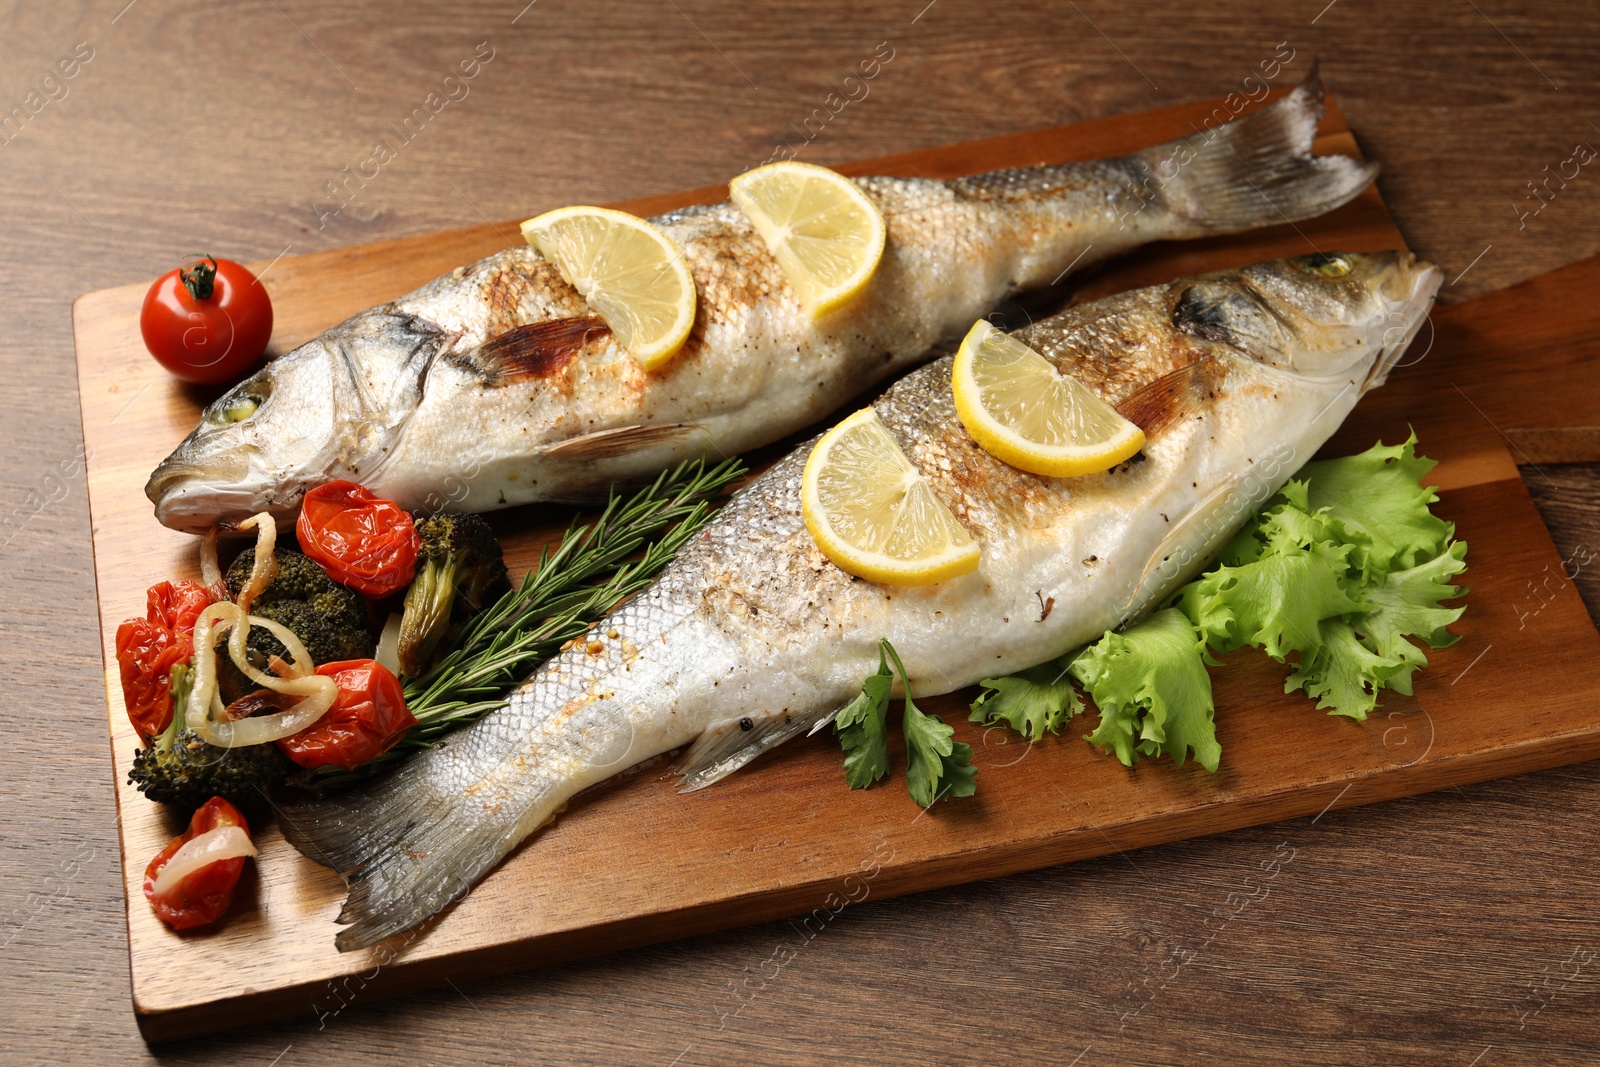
(309, 457), (745, 789)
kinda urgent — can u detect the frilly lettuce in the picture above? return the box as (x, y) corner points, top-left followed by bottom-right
(969, 662), (1082, 741)
(1070, 608), (1222, 772)
(968, 432), (1468, 773)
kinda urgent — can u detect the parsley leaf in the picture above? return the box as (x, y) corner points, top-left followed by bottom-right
(834, 645), (892, 789)
(835, 639), (976, 806)
(969, 660), (1083, 740)
(904, 696), (979, 807)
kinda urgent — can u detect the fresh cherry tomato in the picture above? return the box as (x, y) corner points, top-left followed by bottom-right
(115, 581), (214, 742)
(296, 481), (419, 597)
(143, 797), (252, 930)
(276, 659), (416, 771)
(140, 255), (273, 385)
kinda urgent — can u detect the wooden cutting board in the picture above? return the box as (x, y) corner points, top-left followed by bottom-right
(71, 89), (1600, 1042)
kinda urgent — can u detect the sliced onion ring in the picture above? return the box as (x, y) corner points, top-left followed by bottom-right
(234, 513), (279, 614)
(151, 825), (257, 898)
(187, 602), (337, 748)
(199, 527), (225, 600)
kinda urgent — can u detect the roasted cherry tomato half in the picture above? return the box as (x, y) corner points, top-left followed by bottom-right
(140, 255), (273, 385)
(276, 659), (416, 771)
(296, 481), (419, 597)
(143, 797), (252, 930)
(115, 580), (213, 742)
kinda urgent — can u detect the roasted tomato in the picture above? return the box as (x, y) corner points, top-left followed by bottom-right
(143, 797), (254, 930)
(276, 659), (416, 771)
(115, 581), (214, 742)
(296, 481), (419, 597)
(140, 255), (273, 385)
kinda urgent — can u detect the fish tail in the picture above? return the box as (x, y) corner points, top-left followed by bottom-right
(1133, 61), (1377, 235)
(279, 753), (548, 952)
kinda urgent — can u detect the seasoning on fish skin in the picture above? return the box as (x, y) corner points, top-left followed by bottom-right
(280, 250), (1441, 952)
(148, 70), (1375, 533)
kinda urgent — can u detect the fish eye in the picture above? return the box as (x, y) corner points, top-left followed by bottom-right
(219, 395), (260, 422)
(1293, 253), (1355, 279)
(208, 379), (269, 425)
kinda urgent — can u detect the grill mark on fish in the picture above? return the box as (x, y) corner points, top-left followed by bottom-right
(481, 264), (535, 340)
(679, 220), (787, 318)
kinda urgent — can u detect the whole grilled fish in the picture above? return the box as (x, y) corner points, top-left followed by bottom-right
(281, 250), (1442, 950)
(149, 70), (1374, 533)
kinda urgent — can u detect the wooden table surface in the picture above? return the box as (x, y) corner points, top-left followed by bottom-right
(5, 2), (1599, 1063)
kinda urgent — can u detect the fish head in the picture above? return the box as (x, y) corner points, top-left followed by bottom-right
(146, 311), (444, 532)
(1170, 251), (1442, 384)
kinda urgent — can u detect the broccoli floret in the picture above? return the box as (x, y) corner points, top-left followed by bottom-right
(226, 545), (374, 669)
(398, 512), (510, 675)
(128, 663), (290, 809)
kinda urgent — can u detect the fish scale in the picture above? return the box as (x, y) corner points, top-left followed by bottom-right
(281, 249), (1442, 951)
(148, 69), (1377, 532)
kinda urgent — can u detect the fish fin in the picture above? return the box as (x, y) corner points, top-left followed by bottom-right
(1116, 357), (1229, 439)
(676, 708), (834, 793)
(279, 753), (541, 952)
(1134, 61), (1378, 234)
(543, 422), (705, 462)
(1117, 475), (1246, 626)
(468, 315), (609, 386)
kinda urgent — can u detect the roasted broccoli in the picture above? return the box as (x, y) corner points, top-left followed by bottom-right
(398, 512), (510, 675)
(224, 544), (373, 672)
(128, 663), (290, 809)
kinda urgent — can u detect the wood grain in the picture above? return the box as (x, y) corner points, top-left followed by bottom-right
(69, 89), (1600, 1041)
(8, 2), (1600, 1064)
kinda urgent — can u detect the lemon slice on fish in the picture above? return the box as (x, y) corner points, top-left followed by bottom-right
(520, 206), (696, 371)
(802, 407), (980, 585)
(729, 161), (886, 319)
(952, 320), (1146, 477)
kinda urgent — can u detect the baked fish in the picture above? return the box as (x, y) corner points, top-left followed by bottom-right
(148, 70), (1374, 533)
(281, 250), (1442, 950)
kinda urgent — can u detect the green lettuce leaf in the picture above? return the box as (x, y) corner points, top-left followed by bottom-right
(1294, 430), (1454, 581)
(1070, 608), (1221, 772)
(943, 435), (1469, 774)
(969, 660), (1082, 740)
(1180, 549), (1364, 661)
(1305, 537), (1465, 703)
(1358, 539), (1470, 654)
(1284, 618), (1413, 720)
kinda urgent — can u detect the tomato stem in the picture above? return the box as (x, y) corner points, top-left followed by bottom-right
(180, 255), (219, 301)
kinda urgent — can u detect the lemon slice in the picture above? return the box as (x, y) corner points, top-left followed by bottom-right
(802, 408), (980, 585)
(520, 206), (696, 370)
(729, 161), (886, 318)
(952, 320), (1145, 477)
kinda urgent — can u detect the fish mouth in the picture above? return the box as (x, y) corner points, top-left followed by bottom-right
(1364, 252), (1442, 392)
(146, 455), (267, 534)
(149, 481), (273, 534)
